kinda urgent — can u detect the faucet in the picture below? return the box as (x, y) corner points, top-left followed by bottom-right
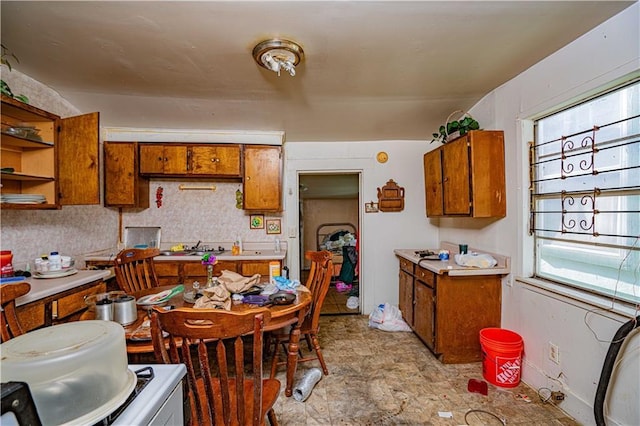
(192, 240), (202, 250)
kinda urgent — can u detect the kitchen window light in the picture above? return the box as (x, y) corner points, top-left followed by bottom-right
(530, 79), (640, 304)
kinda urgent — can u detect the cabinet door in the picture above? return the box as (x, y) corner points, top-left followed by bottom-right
(442, 136), (471, 215)
(240, 260), (273, 277)
(243, 145), (282, 211)
(414, 280), (435, 350)
(191, 145), (241, 176)
(155, 262), (181, 286)
(104, 142), (150, 208)
(163, 145), (189, 174)
(139, 144), (166, 174)
(423, 149), (444, 216)
(139, 145), (188, 174)
(57, 112), (100, 205)
(398, 269), (414, 327)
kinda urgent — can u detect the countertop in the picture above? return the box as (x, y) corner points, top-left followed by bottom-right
(394, 241), (510, 276)
(84, 242), (287, 262)
(15, 269), (111, 306)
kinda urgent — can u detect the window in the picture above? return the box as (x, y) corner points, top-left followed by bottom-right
(531, 80), (640, 304)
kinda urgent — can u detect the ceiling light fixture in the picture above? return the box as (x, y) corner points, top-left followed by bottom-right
(253, 39), (304, 77)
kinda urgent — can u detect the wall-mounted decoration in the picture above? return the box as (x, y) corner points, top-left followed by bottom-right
(365, 201), (379, 213)
(376, 151), (389, 163)
(377, 179), (405, 212)
(155, 186), (163, 208)
(250, 214), (264, 229)
(235, 188), (243, 209)
(266, 219), (282, 234)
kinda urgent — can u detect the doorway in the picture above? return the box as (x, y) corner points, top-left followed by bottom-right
(298, 173), (360, 315)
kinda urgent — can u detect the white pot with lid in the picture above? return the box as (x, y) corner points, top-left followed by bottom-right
(0, 321), (135, 425)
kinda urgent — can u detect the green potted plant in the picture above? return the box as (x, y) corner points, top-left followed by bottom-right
(431, 110), (480, 143)
(1, 44), (29, 104)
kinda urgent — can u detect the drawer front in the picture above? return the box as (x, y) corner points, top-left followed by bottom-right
(183, 261), (237, 277)
(56, 281), (106, 319)
(399, 257), (414, 274)
(155, 262), (180, 277)
(16, 302), (46, 332)
(416, 266), (435, 287)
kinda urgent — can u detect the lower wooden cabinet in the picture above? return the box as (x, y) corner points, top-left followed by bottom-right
(154, 259), (280, 286)
(397, 256), (501, 363)
(16, 279), (106, 332)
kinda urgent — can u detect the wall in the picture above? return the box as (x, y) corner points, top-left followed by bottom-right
(0, 70), (281, 267)
(450, 4), (639, 425)
(284, 141), (440, 315)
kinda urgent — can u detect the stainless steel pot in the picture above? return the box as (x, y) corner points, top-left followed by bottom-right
(113, 295), (137, 326)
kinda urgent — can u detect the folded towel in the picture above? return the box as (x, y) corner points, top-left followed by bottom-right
(454, 253), (498, 268)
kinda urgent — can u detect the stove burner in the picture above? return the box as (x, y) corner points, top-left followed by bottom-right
(93, 367), (154, 425)
(415, 250), (436, 258)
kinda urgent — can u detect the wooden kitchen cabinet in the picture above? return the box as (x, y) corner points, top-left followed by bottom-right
(424, 130), (505, 218)
(1, 95), (100, 208)
(104, 141), (150, 208)
(398, 258), (415, 327)
(397, 256), (501, 363)
(154, 259), (279, 286)
(16, 279), (106, 332)
(139, 144), (189, 175)
(191, 145), (241, 176)
(243, 145), (282, 211)
(139, 143), (241, 177)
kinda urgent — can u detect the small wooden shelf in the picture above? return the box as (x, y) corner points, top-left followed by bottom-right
(1, 171), (55, 181)
(0, 132), (54, 148)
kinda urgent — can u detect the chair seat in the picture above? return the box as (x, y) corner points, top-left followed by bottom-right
(192, 377), (281, 426)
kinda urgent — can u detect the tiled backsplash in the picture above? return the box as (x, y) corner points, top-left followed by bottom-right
(1, 181), (282, 269)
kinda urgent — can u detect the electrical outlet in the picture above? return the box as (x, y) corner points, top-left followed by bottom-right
(506, 274), (513, 287)
(549, 342), (560, 364)
(551, 391), (565, 402)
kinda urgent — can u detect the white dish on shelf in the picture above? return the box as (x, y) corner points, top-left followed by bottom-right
(33, 268), (78, 279)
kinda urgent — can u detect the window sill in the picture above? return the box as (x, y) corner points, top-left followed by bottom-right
(516, 276), (638, 321)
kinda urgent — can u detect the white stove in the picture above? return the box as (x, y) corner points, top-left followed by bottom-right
(1, 364), (186, 426)
(111, 364), (186, 425)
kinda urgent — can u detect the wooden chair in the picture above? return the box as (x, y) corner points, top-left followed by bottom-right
(150, 307), (280, 426)
(270, 250), (333, 378)
(1, 282), (31, 342)
(113, 248), (160, 293)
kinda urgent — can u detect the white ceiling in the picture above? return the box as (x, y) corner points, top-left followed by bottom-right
(1, 1), (634, 142)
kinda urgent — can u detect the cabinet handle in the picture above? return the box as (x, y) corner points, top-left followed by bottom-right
(210, 158), (220, 163)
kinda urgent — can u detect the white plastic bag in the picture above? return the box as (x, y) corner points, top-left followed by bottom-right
(368, 303), (412, 332)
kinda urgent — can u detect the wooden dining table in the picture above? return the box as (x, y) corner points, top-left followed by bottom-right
(81, 285), (312, 397)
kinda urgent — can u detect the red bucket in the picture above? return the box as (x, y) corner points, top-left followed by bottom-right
(479, 328), (523, 388)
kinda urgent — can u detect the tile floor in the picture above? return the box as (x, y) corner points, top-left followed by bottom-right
(271, 315), (578, 425)
(321, 283), (360, 315)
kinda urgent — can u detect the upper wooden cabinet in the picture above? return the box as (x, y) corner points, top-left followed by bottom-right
(423, 130), (505, 218)
(104, 141), (150, 208)
(0, 95), (100, 209)
(243, 145), (282, 212)
(139, 143), (241, 177)
(191, 145), (241, 176)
